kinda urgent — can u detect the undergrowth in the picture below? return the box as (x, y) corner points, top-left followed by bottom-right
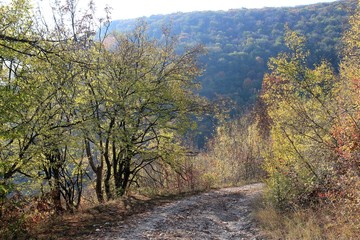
(253, 195), (360, 240)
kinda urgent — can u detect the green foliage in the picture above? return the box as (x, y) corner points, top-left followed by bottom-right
(261, 29), (338, 208)
(261, 4), (359, 224)
(0, 0), (205, 218)
(109, 0), (355, 105)
(0, 0), (42, 196)
(81, 23), (206, 201)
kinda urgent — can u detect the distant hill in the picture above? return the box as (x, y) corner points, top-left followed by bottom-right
(109, 0), (356, 106)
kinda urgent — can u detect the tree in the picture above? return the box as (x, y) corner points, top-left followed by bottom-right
(331, 2), (359, 224)
(0, 0), (205, 216)
(0, 0), (105, 212)
(260, 28), (338, 208)
(0, 0), (49, 201)
(81, 23), (206, 201)
(32, 0), (110, 211)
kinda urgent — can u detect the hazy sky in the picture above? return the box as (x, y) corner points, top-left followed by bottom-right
(94, 0), (337, 19)
(33, 0), (337, 20)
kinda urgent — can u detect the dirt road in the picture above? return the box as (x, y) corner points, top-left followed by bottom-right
(92, 183), (265, 240)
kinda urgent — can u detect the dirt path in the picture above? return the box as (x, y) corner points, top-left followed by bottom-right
(89, 183), (265, 240)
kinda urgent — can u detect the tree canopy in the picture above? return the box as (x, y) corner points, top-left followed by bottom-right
(0, 0), (206, 214)
(110, 0), (356, 105)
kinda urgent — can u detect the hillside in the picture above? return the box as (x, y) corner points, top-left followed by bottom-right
(109, 0), (356, 105)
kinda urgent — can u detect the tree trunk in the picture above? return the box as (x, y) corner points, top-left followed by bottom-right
(114, 156), (131, 197)
(104, 138), (113, 200)
(52, 166), (63, 214)
(85, 139), (104, 203)
(95, 166), (104, 203)
(104, 157), (112, 200)
(46, 150), (64, 214)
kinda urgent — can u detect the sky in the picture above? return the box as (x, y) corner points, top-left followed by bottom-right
(90, 0), (337, 20)
(29, 0), (339, 21)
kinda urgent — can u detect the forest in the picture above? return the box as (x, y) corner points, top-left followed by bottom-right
(0, 0), (359, 239)
(110, 0), (356, 105)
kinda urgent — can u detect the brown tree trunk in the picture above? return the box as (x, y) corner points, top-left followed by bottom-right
(104, 137), (113, 200)
(46, 150), (64, 214)
(114, 155), (131, 197)
(95, 166), (104, 203)
(85, 139), (104, 203)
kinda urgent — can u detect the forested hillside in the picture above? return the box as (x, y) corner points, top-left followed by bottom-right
(110, 0), (356, 105)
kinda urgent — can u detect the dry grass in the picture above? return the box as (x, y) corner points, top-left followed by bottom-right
(255, 206), (322, 239)
(253, 198), (359, 240)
